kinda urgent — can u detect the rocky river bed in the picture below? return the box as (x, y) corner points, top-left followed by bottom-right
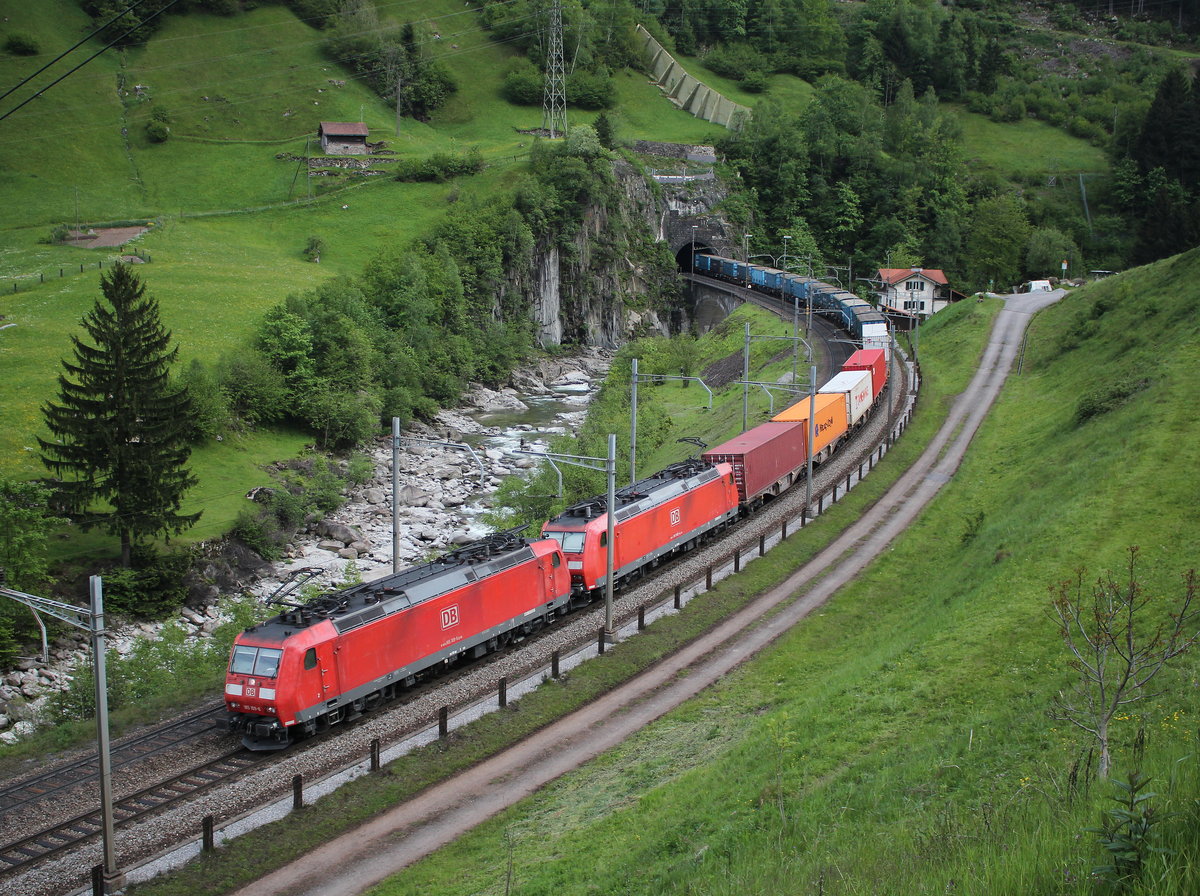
(0, 348), (612, 744)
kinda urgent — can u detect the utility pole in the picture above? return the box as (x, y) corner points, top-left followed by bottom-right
(542, 0), (567, 139)
(1, 574), (124, 894)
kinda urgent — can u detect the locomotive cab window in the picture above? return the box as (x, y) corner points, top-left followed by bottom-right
(304, 648), (317, 670)
(544, 531), (585, 553)
(254, 648), (282, 678)
(551, 553), (561, 567)
(230, 645), (257, 675)
(230, 645), (283, 678)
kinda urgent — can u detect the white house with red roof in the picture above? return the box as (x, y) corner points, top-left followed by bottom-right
(874, 268), (955, 321)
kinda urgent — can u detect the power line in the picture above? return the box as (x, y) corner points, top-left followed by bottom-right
(0, 7), (539, 139)
(0, 0), (187, 124)
(0, 0), (151, 106)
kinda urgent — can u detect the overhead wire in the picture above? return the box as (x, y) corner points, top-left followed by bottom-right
(0, 0), (188, 124)
(0, 2), (541, 144)
(0, 0), (152, 106)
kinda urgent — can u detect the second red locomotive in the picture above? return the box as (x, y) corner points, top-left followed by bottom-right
(541, 459), (740, 599)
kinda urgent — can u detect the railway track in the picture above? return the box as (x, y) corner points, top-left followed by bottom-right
(0, 748), (267, 874)
(0, 704), (225, 817)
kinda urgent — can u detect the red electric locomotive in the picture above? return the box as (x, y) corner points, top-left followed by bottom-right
(541, 459), (740, 598)
(226, 533), (571, 750)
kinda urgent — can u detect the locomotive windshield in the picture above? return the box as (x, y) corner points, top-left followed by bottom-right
(543, 531), (586, 554)
(230, 646), (283, 678)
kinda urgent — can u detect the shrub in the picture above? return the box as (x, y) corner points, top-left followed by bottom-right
(502, 65), (543, 105)
(101, 545), (194, 618)
(145, 120), (170, 143)
(304, 235), (325, 262)
(220, 352), (290, 426)
(4, 32), (39, 55)
(741, 71), (769, 93)
(1074, 377), (1150, 425)
(301, 387), (382, 449)
(231, 505), (286, 561)
(567, 69), (616, 110)
(703, 43), (770, 82)
(177, 359), (231, 441)
(394, 150), (485, 182)
(283, 0), (339, 28)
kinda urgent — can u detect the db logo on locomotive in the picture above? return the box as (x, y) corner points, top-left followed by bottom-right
(440, 605), (460, 629)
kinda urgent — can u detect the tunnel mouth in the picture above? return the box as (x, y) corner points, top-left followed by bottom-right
(677, 242), (715, 272)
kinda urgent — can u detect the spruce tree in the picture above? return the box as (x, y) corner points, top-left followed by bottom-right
(38, 263), (200, 567)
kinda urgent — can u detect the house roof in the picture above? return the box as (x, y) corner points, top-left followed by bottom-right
(878, 268), (949, 286)
(319, 121), (369, 138)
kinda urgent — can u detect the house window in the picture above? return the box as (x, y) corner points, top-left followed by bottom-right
(905, 280), (926, 291)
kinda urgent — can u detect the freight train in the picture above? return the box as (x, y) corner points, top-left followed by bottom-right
(692, 252), (890, 354)
(226, 344), (890, 749)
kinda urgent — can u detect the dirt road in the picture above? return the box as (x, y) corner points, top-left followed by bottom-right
(232, 291), (1064, 896)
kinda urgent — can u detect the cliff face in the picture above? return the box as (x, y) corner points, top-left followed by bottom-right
(525, 157), (730, 349)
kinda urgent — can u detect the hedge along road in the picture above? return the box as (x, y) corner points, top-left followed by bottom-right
(232, 290), (1066, 896)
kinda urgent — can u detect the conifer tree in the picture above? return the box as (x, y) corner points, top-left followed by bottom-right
(38, 263), (200, 567)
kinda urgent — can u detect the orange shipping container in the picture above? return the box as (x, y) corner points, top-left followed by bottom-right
(771, 391), (849, 460)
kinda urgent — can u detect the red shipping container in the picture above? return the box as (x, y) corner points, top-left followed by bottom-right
(842, 348), (887, 402)
(702, 421), (809, 506)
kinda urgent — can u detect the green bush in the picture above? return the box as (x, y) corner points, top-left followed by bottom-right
(741, 71), (769, 93)
(567, 69), (616, 110)
(702, 43), (769, 83)
(1074, 377), (1151, 425)
(219, 352), (290, 426)
(4, 32), (39, 55)
(501, 64), (543, 105)
(100, 545), (194, 618)
(394, 150), (485, 183)
(231, 505), (286, 561)
(145, 120), (171, 143)
(304, 235), (325, 262)
(283, 0), (339, 28)
(178, 359), (231, 441)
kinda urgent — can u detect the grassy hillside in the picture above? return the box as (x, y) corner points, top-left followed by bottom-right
(0, 0), (726, 559)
